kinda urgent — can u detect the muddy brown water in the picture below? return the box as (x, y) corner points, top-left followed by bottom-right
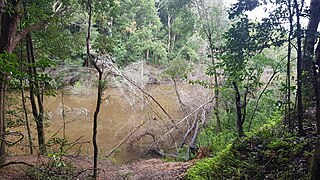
(8, 83), (208, 164)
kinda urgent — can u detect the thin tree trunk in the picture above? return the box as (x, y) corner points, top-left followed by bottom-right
(167, 13), (171, 55)
(61, 92), (66, 139)
(294, 0), (304, 136)
(0, 75), (7, 165)
(210, 49), (220, 132)
(232, 82), (244, 137)
(287, 0), (293, 130)
(86, 0), (101, 179)
(248, 71), (278, 131)
(141, 59), (144, 110)
(20, 79), (33, 154)
(173, 79), (187, 113)
(26, 33), (46, 154)
(171, 33), (176, 52)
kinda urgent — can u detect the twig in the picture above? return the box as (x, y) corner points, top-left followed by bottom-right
(105, 120), (147, 158)
(113, 72), (174, 123)
(248, 70), (279, 131)
(0, 161), (35, 168)
(180, 111), (200, 148)
(154, 149), (185, 159)
(0, 131), (24, 146)
(150, 100), (213, 148)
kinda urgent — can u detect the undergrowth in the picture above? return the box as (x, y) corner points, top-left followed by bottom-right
(186, 121), (316, 179)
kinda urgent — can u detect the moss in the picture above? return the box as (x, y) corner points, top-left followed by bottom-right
(186, 123), (315, 180)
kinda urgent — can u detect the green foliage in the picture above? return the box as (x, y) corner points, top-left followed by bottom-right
(162, 58), (192, 80)
(187, 120), (314, 179)
(26, 137), (83, 179)
(93, 0), (166, 65)
(26, 153), (75, 180)
(0, 53), (25, 79)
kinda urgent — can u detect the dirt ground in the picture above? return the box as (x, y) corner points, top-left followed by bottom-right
(0, 156), (193, 180)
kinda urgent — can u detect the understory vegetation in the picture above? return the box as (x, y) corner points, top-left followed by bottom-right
(187, 120), (316, 179)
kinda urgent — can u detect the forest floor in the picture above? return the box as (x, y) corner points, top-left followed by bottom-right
(0, 155), (194, 179)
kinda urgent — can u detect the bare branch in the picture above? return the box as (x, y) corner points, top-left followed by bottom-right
(150, 100), (213, 148)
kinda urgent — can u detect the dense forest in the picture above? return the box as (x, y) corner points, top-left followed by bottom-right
(0, 0), (320, 179)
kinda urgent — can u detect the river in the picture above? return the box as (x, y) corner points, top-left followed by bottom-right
(8, 83), (209, 164)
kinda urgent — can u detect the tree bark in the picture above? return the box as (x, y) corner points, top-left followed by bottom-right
(286, 0), (293, 130)
(0, 0), (21, 165)
(0, 0), (65, 164)
(86, 0), (101, 179)
(314, 40), (320, 135)
(303, 0), (320, 73)
(0, 74), (7, 165)
(232, 82), (244, 138)
(167, 12), (171, 54)
(210, 49), (221, 132)
(20, 79), (33, 155)
(294, 0), (304, 136)
(311, 141), (320, 180)
(26, 33), (46, 154)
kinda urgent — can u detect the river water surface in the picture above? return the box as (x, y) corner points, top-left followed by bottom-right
(9, 83), (208, 164)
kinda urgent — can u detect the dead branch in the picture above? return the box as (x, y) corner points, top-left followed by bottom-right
(150, 99), (213, 148)
(113, 72), (174, 123)
(0, 161), (35, 169)
(153, 149), (184, 159)
(0, 131), (24, 146)
(72, 168), (95, 179)
(190, 109), (206, 148)
(105, 120), (147, 158)
(180, 111), (200, 148)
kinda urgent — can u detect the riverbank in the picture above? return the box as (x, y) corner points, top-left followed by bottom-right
(0, 155), (193, 179)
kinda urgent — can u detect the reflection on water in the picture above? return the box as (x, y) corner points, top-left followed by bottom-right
(8, 83), (208, 164)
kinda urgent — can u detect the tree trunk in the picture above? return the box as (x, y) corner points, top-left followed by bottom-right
(303, 0), (320, 73)
(210, 49), (220, 132)
(26, 33), (46, 154)
(0, 0), (21, 165)
(311, 141), (320, 180)
(294, 0), (304, 136)
(0, 1), (21, 53)
(167, 13), (171, 55)
(0, 74), (7, 165)
(311, 38), (320, 179)
(314, 41), (320, 134)
(286, 0), (293, 130)
(20, 79), (33, 154)
(86, 0), (101, 179)
(232, 82), (244, 137)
